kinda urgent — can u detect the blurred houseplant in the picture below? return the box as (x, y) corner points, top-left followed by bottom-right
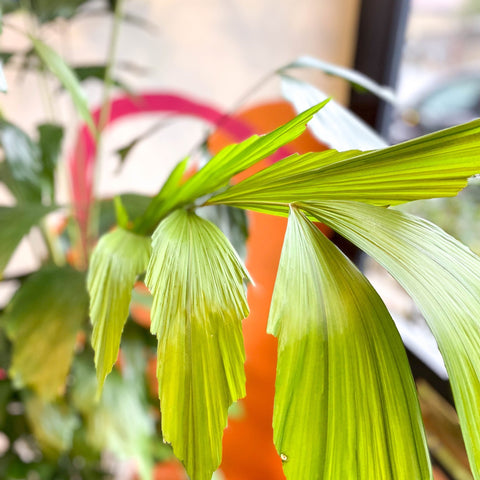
(2, 2), (480, 480)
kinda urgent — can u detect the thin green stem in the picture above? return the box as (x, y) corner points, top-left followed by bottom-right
(40, 218), (66, 267)
(86, 0), (124, 257)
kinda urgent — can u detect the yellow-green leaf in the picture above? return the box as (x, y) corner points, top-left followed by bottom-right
(145, 209), (249, 480)
(208, 120), (480, 214)
(87, 228), (151, 392)
(269, 207), (431, 479)
(3, 266), (88, 399)
(133, 102), (328, 233)
(302, 200), (480, 479)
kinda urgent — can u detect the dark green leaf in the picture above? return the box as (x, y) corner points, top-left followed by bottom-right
(37, 123), (63, 201)
(145, 209), (249, 480)
(0, 204), (56, 275)
(2, 266), (88, 399)
(0, 120), (42, 202)
(72, 65), (130, 91)
(29, 0), (90, 23)
(0, 52), (15, 65)
(269, 207), (430, 479)
(0, 1), (18, 17)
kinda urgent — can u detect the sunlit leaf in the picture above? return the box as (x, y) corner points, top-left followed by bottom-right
(0, 204), (56, 276)
(31, 37), (95, 135)
(0, 120), (42, 202)
(269, 207), (430, 479)
(3, 266), (88, 399)
(280, 54), (396, 103)
(301, 200), (480, 479)
(24, 394), (79, 458)
(145, 209), (249, 480)
(88, 228), (151, 392)
(208, 120), (480, 214)
(133, 102), (328, 233)
(281, 75), (387, 150)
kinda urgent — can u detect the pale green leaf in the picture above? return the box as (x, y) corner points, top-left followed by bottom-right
(301, 200), (480, 479)
(0, 62), (7, 92)
(280, 54), (396, 104)
(145, 209), (249, 480)
(133, 102), (328, 233)
(24, 394), (80, 458)
(281, 75), (388, 150)
(3, 266), (88, 399)
(0, 204), (56, 276)
(208, 120), (480, 214)
(269, 207), (430, 480)
(87, 228), (151, 392)
(31, 36), (95, 135)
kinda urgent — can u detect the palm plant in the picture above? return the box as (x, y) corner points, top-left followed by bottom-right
(85, 94), (480, 480)
(2, 2), (480, 480)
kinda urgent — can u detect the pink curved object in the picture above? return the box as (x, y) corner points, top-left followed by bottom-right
(69, 91), (293, 253)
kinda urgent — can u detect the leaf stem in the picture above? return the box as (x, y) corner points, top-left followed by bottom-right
(86, 0), (124, 258)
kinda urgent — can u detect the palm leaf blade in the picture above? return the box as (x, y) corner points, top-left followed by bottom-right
(87, 228), (151, 392)
(145, 209), (249, 480)
(269, 207), (431, 479)
(302, 200), (480, 479)
(208, 120), (480, 214)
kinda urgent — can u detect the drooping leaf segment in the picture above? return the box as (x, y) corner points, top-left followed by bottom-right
(86, 99), (480, 480)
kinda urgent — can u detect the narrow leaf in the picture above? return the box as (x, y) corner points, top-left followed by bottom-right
(133, 102), (328, 233)
(208, 120), (480, 214)
(302, 200), (480, 479)
(87, 228), (151, 392)
(31, 37), (95, 135)
(281, 75), (387, 150)
(269, 207), (430, 479)
(0, 204), (56, 275)
(2, 266), (88, 399)
(280, 54), (396, 104)
(145, 209), (249, 480)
